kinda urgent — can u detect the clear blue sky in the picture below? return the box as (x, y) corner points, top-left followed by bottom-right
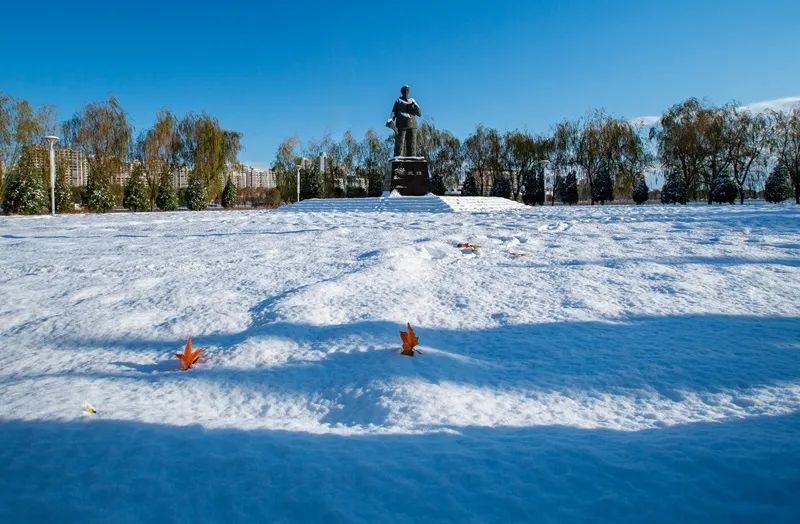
(3, 0), (799, 167)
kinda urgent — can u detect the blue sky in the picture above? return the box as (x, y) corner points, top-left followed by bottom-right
(3, 0), (799, 167)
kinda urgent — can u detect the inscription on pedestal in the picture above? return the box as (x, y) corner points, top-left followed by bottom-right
(389, 159), (429, 196)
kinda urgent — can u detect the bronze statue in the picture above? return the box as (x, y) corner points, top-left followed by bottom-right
(386, 85), (422, 158)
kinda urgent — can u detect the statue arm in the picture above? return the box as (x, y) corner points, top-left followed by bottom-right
(409, 98), (422, 117)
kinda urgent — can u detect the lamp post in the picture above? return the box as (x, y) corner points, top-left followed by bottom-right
(296, 164), (301, 203)
(45, 136), (59, 215)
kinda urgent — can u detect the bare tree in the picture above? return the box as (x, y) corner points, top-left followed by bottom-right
(771, 108), (800, 203)
(63, 97), (131, 185)
(273, 135), (300, 202)
(549, 120), (577, 204)
(462, 125), (491, 195)
(725, 108), (770, 204)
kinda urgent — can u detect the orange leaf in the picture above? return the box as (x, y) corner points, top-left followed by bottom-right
(400, 322), (420, 356)
(457, 242), (480, 249)
(175, 336), (204, 371)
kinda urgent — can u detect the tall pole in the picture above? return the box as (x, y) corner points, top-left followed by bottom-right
(296, 165), (300, 203)
(45, 136), (59, 215)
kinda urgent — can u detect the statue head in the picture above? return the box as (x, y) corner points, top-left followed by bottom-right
(401, 85), (410, 97)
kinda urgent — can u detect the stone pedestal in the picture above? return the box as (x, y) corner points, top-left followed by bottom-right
(386, 157), (429, 196)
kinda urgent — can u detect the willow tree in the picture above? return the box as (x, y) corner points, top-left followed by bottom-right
(650, 98), (711, 200)
(0, 92), (55, 195)
(63, 97), (131, 210)
(417, 123), (462, 194)
(177, 113), (241, 204)
(138, 110), (180, 210)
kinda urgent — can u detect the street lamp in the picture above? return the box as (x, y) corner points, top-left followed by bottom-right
(45, 135), (59, 215)
(296, 164), (301, 203)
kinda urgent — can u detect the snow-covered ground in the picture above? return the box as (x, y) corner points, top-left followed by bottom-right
(1, 202), (800, 522)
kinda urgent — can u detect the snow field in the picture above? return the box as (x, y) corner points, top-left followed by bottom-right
(1, 202), (800, 522)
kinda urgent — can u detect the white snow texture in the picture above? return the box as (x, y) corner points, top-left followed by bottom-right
(1, 202), (800, 523)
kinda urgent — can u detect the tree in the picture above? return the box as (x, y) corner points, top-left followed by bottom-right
(1, 148), (46, 214)
(661, 172), (687, 204)
(651, 98), (711, 200)
(764, 164), (791, 203)
(63, 97), (131, 197)
(139, 110), (180, 211)
(299, 168), (321, 200)
(430, 172), (446, 195)
(346, 186), (367, 198)
(549, 121), (577, 205)
(699, 105), (734, 204)
(726, 108), (769, 204)
(123, 163), (149, 211)
(575, 112), (640, 204)
(358, 129), (391, 197)
(221, 176), (237, 208)
(184, 172), (207, 210)
(771, 108), (800, 203)
(505, 131), (532, 200)
(506, 131), (551, 203)
(560, 171), (579, 204)
(274, 135), (300, 202)
(615, 122), (651, 197)
(462, 125), (491, 195)
(710, 172), (737, 204)
(522, 169), (545, 205)
(309, 133), (347, 198)
(592, 163), (614, 204)
(156, 173), (179, 211)
(490, 173), (511, 198)
(632, 178), (649, 205)
(54, 158), (73, 212)
(85, 167), (116, 212)
(418, 123), (462, 193)
(461, 172), (479, 196)
(575, 113), (606, 204)
(177, 113), (241, 202)
(486, 128), (507, 196)
(0, 92), (55, 194)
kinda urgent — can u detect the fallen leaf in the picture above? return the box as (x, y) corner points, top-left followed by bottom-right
(457, 242), (480, 249)
(175, 336), (204, 371)
(400, 322), (420, 356)
(508, 252), (528, 258)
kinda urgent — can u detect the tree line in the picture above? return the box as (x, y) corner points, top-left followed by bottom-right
(275, 98), (799, 206)
(2, 91), (799, 215)
(1, 93), (243, 214)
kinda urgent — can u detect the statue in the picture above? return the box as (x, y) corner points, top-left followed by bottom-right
(386, 85), (422, 158)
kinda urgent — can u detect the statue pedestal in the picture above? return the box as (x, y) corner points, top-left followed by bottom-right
(386, 157), (429, 196)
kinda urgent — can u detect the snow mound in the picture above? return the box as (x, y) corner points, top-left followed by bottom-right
(281, 195), (525, 213)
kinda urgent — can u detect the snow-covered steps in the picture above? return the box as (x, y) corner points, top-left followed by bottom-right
(281, 195), (526, 213)
(439, 196), (527, 212)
